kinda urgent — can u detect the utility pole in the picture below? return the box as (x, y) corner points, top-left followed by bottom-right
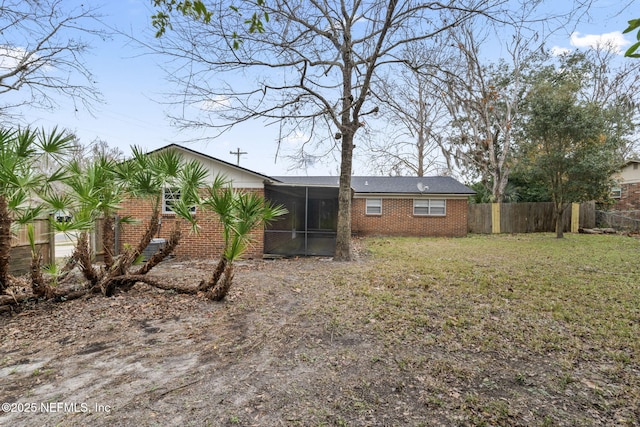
(230, 147), (247, 165)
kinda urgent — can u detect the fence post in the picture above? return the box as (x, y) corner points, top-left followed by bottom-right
(571, 203), (580, 233)
(491, 203), (501, 234)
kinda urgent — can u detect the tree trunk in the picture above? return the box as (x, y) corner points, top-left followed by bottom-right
(76, 231), (100, 286)
(335, 130), (355, 262)
(30, 250), (54, 299)
(133, 208), (161, 261)
(57, 249), (80, 282)
(417, 130), (425, 177)
(0, 196), (12, 292)
(555, 203), (565, 239)
(198, 257), (227, 292)
(492, 169), (509, 203)
(206, 263), (235, 301)
(101, 274), (199, 295)
(102, 215), (115, 270)
(108, 208), (162, 279)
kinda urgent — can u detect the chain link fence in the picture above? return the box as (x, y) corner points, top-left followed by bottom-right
(596, 210), (640, 232)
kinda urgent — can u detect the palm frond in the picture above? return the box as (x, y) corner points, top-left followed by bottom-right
(200, 186), (287, 263)
(42, 262), (59, 276)
(117, 215), (139, 225)
(6, 188), (31, 213)
(211, 173), (231, 191)
(44, 166), (69, 187)
(37, 127), (74, 157)
(153, 149), (183, 179)
(15, 127), (37, 159)
(42, 192), (76, 213)
(13, 206), (44, 225)
(27, 223), (37, 254)
(169, 197), (198, 228)
(179, 160), (208, 202)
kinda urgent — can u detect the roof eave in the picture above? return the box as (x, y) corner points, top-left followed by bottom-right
(267, 181), (340, 188)
(148, 143), (280, 182)
(353, 192), (474, 198)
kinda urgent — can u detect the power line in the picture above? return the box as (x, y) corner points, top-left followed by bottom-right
(230, 147), (247, 165)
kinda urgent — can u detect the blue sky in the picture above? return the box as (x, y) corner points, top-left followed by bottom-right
(7, 0), (639, 177)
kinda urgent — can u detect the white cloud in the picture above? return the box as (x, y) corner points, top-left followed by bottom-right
(197, 95), (231, 111)
(570, 31), (631, 53)
(282, 130), (309, 145)
(0, 45), (29, 70)
(550, 46), (572, 56)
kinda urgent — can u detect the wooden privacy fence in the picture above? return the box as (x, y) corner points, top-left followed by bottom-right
(9, 217), (115, 275)
(9, 218), (54, 275)
(468, 201), (596, 234)
(93, 217), (108, 261)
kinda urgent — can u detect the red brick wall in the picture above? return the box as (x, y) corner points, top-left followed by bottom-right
(118, 188), (265, 260)
(614, 182), (640, 211)
(351, 198), (468, 237)
(119, 192), (469, 258)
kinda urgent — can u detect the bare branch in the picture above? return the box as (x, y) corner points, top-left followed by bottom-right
(0, 0), (106, 117)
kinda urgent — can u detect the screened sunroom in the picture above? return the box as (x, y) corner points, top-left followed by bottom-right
(264, 183), (339, 257)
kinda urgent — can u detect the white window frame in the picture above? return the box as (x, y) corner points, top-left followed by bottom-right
(163, 187), (196, 214)
(611, 186), (622, 199)
(413, 199), (446, 216)
(365, 198), (382, 215)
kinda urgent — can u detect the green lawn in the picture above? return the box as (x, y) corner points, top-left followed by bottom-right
(327, 234), (640, 425)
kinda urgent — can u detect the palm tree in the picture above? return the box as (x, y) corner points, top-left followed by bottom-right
(198, 177), (287, 301)
(114, 147), (207, 275)
(48, 155), (128, 285)
(42, 145), (207, 296)
(0, 127), (73, 292)
(37, 144), (207, 298)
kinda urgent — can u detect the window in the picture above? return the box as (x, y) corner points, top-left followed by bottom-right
(163, 188), (196, 214)
(366, 198), (382, 215)
(611, 187), (622, 199)
(414, 199), (446, 216)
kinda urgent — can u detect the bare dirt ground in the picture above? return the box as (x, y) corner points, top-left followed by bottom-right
(3, 256), (382, 427)
(1, 239), (638, 426)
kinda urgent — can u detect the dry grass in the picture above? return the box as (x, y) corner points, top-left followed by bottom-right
(325, 234), (640, 425)
(1, 233), (639, 426)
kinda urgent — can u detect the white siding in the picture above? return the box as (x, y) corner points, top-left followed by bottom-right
(616, 162), (640, 185)
(174, 148), (267, 189)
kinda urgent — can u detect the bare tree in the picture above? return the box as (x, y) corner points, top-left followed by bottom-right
(69, 138), (126, 167)
(438, 14), (542, 202)
(35, 137), (125, 185)
(435, 0), (623, 201)
(365, 42), (453, 177)
(151, 0), (507, 260)
(0, 0), (105, 119)
(576, 46), (640, 160)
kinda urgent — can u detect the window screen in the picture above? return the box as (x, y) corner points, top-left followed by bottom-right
(163, 188), (196, 214)
(366, 198), (382, 215)
(413, 199), (446, 216)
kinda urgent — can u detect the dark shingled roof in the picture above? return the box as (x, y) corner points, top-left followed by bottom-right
(272, 176), (475, 195)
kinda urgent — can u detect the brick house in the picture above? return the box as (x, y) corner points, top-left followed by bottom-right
(611, 159), (640, 218)
(267, 176), (474, 256)
(118, 145), (271, 259)
(118, 145), (475, 258)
